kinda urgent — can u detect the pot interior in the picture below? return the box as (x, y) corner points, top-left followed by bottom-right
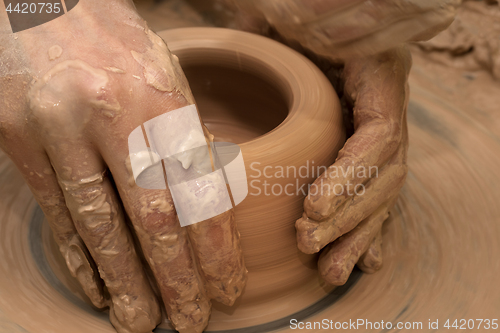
(183, 64), (289, 144)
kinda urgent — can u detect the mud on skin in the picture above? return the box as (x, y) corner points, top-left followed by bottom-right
(0, 1), (248, 332)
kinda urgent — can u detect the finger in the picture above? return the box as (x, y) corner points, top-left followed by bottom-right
(307, 0), (457, 45)
(254, 0), (458, 58)
(322, 8), (457, 58)
(318, 205), (389, 285)
(304, 46), (411, 221)
(356, 193), (401, 274)
(97, 27), (245, 330)
(187, 210), (248, 306)
(111, 175), (211, 333)
(91, 31), (212, 331)
(296, 135), (408, 254)
(357, 228), (383, 274)
(7, 149), (106, 308)
(1, 81), (107, 309)
(187, 126), (248, 306)
(46, 143), (161, 333)
(97, 111), (212, 332)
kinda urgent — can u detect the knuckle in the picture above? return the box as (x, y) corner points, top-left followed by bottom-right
(378, 119), (402, 152)
(134, 190), (176, 235)
(27, 60), (121, 134)
(384, 118), (402, 141)
(37, 193), (67, 218)
(59, 175), (119, 238)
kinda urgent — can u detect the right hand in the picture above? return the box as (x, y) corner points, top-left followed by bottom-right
(217, 0), (458, 284)
(225, 0), (459, 59)
(0, 2), (246, 333)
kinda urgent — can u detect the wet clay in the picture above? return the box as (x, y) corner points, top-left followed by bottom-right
(151, 28), (345, 330)
(131, 28), (195, 104)
(415, 1), (500, 80)
(126, 99), (247, 331)
(220, 0), (458, 59)
(103, 67), (126, 74)
(28, 59), (121, 136)
(48, 45), (63, 61)
(57, 172), (162, 333)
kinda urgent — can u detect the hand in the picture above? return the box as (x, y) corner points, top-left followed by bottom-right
(296, 46), (411, 284)
(216, 0), (449, 285)
(226, 0), (460, 59)
(0, 2), (246, 332)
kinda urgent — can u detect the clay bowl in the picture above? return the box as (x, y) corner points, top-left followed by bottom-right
(158, 27), (345, 329)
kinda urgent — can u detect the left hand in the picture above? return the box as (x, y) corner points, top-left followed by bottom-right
(0, 2), (246, 332)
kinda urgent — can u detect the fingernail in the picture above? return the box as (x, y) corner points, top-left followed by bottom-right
(171, 300), (211, 333)
(295, 216), (336, 254)
(64, 238), (106, 308)
(109, 294), (161, 333)
(210, 267), (248, 306)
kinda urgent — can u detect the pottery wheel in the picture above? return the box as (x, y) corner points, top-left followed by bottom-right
(1, 33), (500, 333)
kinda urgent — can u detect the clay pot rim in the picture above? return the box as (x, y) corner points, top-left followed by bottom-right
(158, 27), (341, 150)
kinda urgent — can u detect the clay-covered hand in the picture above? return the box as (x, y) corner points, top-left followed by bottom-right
(0, 2), (246, 333)
(226, 0), (459, 59)
(221, 0), (455, 285)
(296, 46), (410, 284)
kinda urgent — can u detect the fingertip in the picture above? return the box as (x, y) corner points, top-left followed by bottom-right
(295, 217), (320, 254)
(358, 249), (383, 274)
(64, 236), (107, 309)
(357, 231), (383, 274)
(357, 258), (383, 274)
(296, 239), (321, 255)
(295, 215), (337, 254)
(109, 294), (161, 333)
(318, 242), (354, 286)
(303, 196), (331, 221)
(209, 267), (248, 306)
(318, 257), (350, 286)
(171, 299), (211, 333)
(357, 248), (383, 274)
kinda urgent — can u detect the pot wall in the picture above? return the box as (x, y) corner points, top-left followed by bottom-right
(159, 27), (345, 304)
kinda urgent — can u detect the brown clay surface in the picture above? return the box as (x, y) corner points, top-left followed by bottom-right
(1, 7), (500, 333)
